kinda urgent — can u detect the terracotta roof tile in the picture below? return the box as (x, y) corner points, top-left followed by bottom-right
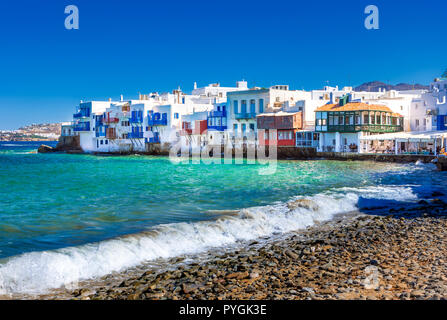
(315, 102), (401, 115)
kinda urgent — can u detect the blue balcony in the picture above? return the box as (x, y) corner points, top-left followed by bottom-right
(208, 110), (227, 118)
(95, 130), (106, 138)
(207, 125), (227, 131)
(148, 112), (168, 126)
(130, 111), (144, 124)
(128, 132), (144, 139)
(73, 108), (91, 119)
(74, 122), (91, 132)
(235, 113), (256, 120)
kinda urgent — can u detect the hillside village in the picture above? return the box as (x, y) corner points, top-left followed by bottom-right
(0, 123), (61, 141)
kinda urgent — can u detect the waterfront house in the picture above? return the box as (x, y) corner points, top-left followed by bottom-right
(207, 103), (227, 132)
(227, 85), (309, 140)
(257, 112), (303, 147)
(73, 101), (112, 151)
(315, 96), (404, 152)
(180, 112), (209, 154)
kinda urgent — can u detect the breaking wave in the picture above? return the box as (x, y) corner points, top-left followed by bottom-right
(0, 185), (419, 295)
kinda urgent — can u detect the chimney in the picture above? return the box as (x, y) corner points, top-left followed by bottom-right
(193, 82), (197, 90)
(120, 94), (124, 102)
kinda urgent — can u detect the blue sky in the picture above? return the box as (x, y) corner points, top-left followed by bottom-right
(0, 0), (446, 129)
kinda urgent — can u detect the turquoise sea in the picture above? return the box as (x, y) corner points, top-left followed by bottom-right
(0, 141), (445, 295)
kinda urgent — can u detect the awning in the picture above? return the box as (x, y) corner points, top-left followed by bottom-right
(360, 130), (447, 142)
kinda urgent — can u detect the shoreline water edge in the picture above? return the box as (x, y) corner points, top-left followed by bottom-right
(38, 201), (447, 300)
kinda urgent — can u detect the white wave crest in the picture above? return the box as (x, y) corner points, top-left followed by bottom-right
(0, 185), (418, 295)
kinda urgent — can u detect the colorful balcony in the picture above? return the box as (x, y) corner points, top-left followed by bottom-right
(73, 122), (91, 132)
(208, 110), (227, 118)
(130, 111), (143, 124)
(207, 125), (227, 131)
(128, 132), (144, 139)
(103, 117), (119, 124)
(73, 111), (90, 119)
(148, 112), (168, 126)
(235, 112), (256, 120)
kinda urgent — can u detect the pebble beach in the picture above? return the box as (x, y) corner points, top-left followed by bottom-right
(55, 198), (447, 301)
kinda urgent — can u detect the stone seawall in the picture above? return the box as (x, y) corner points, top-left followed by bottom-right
(316, 152), (436, 163)
(55, 135), (83, 153)
(41, 140), (437, 165)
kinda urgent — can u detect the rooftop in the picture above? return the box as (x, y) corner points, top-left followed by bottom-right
(316, 102), (396, 113)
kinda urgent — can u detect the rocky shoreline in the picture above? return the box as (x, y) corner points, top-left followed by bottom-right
(33, 197), (447, 301)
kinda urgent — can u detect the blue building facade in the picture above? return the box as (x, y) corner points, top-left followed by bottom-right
(207, 105), (227, 131)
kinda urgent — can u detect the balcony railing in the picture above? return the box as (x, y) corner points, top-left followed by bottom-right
(207, 125), (227, 131)
(148, 118), (168, 126)
(208, 110), (227, 118)
(130, 116), (143, 124)
(103, 117), (119, 124)
(95, 131), (106, 138)
(235, 112), (256, 120)
(73, 111), (89, 119)
(320, 124), (403, 133)
(128, 132), (144, 139)
(73, 122), (91, 132)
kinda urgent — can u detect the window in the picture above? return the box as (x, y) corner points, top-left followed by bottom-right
(250, 100), (256, 114)
(416, 119), (420, 127)
(242, 124), (246, 132)
(100, 140), (104, 145)
(174, 113), (179, 119)
(241, 100), (247, 114)
(105, 140), (108, 145)
(249, 123), (255, 131)
(296, 132), (319, 147)
(345, 116), (350, 125)
(278, 131), (293, 140)
(363, 114), (369, 124)
(233, 100), (238, 114)
(259, 99), (264, 113)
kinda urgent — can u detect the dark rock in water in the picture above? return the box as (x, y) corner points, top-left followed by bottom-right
(37, 145), (56, 153)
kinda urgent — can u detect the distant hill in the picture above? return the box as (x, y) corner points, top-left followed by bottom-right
(354, 81), (429, 92)
(0, 123), (61, 141)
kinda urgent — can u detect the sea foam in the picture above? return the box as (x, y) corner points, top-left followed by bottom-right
(0, 185), (418, 295)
